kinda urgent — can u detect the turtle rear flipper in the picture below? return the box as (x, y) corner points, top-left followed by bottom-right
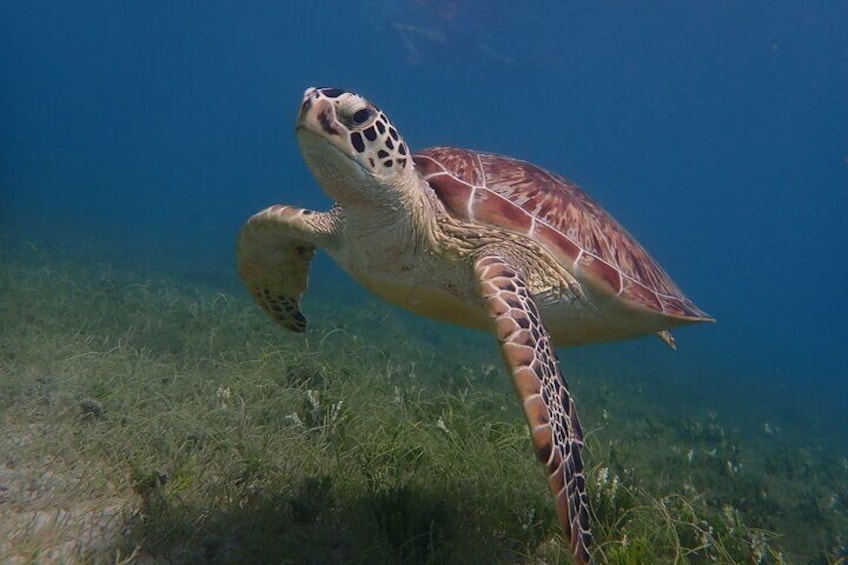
(237, 205), (325, 332)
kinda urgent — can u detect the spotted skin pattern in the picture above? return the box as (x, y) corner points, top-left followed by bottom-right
(240, 87), (712, 565)
(302, 87), (410, 173)
(476, 252), (592, 565)
(237, 205), (315, 332)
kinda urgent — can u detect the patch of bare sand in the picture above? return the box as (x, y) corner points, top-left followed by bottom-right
(0, 423), (133, 563)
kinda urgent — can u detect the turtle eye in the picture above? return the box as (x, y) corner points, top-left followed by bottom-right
(319, 87), (345, 98)
(351, 107), (373, 125)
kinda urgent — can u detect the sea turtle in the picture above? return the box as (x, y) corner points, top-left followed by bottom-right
(237, 87), (712, 564)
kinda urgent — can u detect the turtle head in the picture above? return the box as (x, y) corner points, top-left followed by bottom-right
(296, 87), (414, 206)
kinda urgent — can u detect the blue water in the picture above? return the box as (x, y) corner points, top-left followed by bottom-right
(2, 2), (846, 443)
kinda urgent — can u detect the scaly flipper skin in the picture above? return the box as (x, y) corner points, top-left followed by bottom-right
(237, 205), (318, 332)
(475, 252), (592, 565)
(241, 88), (712, 564)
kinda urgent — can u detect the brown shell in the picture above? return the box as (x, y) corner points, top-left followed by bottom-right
(414, 146), (710, 320)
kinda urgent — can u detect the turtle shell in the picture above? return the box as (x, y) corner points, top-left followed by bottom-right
(414, 146), (711, 321)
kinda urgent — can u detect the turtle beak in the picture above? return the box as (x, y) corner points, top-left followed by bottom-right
(297, 88), (318, 123)
(298, 87), (350, 123)
(297, 91), (342, 140)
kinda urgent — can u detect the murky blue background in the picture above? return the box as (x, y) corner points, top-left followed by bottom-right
(2, 2), (846, 447)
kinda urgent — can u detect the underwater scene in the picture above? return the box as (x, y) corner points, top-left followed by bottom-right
(1, 2), (846, 563)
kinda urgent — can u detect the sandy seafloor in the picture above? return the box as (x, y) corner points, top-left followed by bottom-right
(1, 233), (846, 563)
(2, 1), (847, 562)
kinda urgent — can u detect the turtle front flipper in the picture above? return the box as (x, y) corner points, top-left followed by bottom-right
(237, 205), (333, 332)
(475, 253), (592, 565)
